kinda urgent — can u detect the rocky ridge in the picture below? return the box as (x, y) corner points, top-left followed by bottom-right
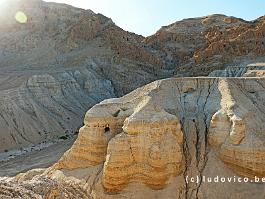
(145, 14), (265, 76)
(1, 76), (265, 198)
(1, 0), (265, 153)
(0, 0), (166, 152)
(0, 1), (265, 198)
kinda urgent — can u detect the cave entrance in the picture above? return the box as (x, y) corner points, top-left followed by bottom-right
(104, 127), (110, 133)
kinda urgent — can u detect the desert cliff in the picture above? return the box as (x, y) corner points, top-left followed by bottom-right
(1, 0), (265, 153)
(0, 1), (265, 198)
(1, 77), (265, 198)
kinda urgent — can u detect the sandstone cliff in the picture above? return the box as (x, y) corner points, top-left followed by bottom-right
(1, 76), (265, 199)
(1, 0), (265, 153)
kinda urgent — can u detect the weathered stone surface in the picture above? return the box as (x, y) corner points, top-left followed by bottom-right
(41, 77), (220, 197)
(208, 78), (265, 179)
(0, 169), (92, 199)
(145, 15), (265, 76)
(1, 1), (265, 153)
(1, 1), (265, 198)
(55, 103), (127, 169)
(102, 96), (184, 192)
(0, 0), (165, 152)
(0, 77), (265, 198)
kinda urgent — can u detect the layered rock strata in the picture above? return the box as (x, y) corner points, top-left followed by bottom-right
(1, 1), (265, 153)
(145, 15), (265, 76)
(102, 96), (184, 192)
(1, 77), (265, 198)
(208, 79), (265, 178)
(0, 0), (164, 152)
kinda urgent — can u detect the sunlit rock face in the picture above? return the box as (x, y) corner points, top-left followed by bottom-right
(0, 0), (165, 152)
(1, 0), (265, 153)
(54, 103), (128, 169)
(1, 1), (265, 198)
(1, 77), (265, 198)
(55, 77), (220, 194)
(55, 77), (265, 198)
(145, 15), (265, 76)
(55, 77), (261, 192)
(56, 94), (184, 192)
(102, 96), (184, 192)
(208, 78), (265, 179)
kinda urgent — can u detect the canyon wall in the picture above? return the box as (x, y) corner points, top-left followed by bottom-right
(1, 77), (265, 198)
(1, 0), (265, 152)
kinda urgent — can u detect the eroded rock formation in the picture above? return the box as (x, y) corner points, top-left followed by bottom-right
(0, 1), (265, 198)
(102, 97), (184, 192)
(208, 79), (265, 179)
(0, 0), (165, 152)
(1, 0), (265, 153)
(1, 77), (264, 198)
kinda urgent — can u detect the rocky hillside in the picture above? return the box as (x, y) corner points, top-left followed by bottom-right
(1, 0), (265, 153)
(145, 14), (265, 76)
(1, 76), (265, 199)
(0, 0), (166, 152)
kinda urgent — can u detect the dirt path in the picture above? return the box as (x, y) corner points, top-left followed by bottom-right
(0, 138), (75, 177)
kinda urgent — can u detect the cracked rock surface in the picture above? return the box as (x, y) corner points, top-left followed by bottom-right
(1, 77), (265, 199)
(2, 1), (265, 153)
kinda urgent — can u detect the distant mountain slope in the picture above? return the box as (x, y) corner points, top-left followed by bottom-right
(0, 0), (265, 152)
(0, 0), (166, 152)
(144, 14), (265, 76)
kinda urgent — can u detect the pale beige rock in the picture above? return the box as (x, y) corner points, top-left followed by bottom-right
(208, 110), (231, 147)
(102, 96), (184, 192)
(55, 108), (127, 169)
(1, 0), (265, 154)
(1, 77), (265, 198)
(208, 78), (265, 179)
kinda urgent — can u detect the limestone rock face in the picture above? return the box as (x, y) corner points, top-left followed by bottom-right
(1, 1), (265, 153)
(1, 77), (265, 198)
(55, 88), (184, 192)
(0, 169), (92, 199)
(1, 1), (265, 198)
(102, 96), (184, 192)
(145, 14), (265, 76)
(0, 0), (165, 152)
(55, 102), (127, 169)
(208, 78), (265, 178)
(54, 77), (221, 196)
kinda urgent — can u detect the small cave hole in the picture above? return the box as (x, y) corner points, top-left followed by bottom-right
(248, 91), (256, 94)
(104, 127), (110, 133)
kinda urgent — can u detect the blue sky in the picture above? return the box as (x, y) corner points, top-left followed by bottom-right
(44, 0), (265, 36)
